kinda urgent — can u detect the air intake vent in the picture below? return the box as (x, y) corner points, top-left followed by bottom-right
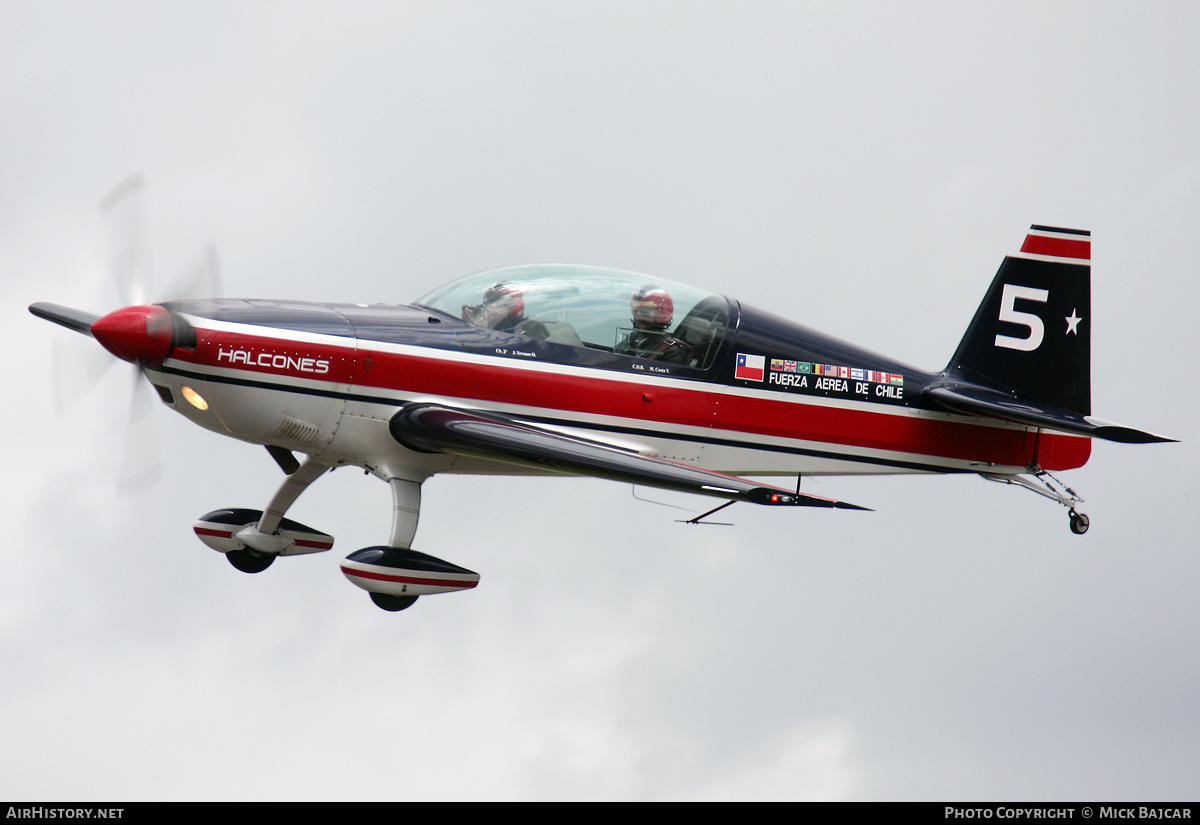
(273, 416), (320, 446)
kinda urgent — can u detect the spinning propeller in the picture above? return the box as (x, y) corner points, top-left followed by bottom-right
(32, 174), (221, 491)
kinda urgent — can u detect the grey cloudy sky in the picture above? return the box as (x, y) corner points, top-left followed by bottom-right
(2, 1), (1197, 800)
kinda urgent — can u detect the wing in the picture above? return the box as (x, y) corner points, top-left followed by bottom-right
(389, 403), (868, 510)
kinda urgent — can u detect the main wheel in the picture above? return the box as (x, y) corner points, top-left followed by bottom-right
(371, 592), (419, 612)
(226, 548), (276, 573)
(1069, 510), (1090, 535)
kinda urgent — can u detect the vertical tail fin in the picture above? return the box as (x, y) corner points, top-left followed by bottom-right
(947, 225), (1091, 415)
(930, 225), (1172, 448)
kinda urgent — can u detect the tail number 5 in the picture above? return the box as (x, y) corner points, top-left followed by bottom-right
(994, 284), (1049, 351)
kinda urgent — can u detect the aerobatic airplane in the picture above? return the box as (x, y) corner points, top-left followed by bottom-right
(30, 224), (1173, 612)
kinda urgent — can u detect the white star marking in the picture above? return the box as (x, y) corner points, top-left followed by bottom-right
(1065, 309), (1082, 335)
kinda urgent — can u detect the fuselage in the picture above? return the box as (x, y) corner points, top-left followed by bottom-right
(142, 265), (1089, 486)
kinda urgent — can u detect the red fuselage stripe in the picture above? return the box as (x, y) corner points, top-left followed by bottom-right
(172, 326), (1090, 470)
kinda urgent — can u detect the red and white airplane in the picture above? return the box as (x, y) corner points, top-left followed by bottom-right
(31, 224), (1173, 611)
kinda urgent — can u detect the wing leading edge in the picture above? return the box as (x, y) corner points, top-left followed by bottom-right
(389, 403), (869, 510)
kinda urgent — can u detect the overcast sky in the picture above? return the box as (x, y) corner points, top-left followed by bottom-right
(2, 1), (1197, 801)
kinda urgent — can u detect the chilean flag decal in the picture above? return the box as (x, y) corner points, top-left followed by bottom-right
(735, 353), (765, 382)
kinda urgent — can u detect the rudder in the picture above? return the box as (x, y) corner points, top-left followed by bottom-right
(947, 225), (1091, 415)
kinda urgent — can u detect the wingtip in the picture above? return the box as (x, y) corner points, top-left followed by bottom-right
(1100, 430), (1179, 445)
(1085, 419), (1178, 444)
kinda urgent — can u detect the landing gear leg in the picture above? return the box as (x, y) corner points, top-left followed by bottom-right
(388, 477), (422, 550)
(981, 468), (1090, 536)
(254, 457), (331, 539)
(352, 478), (425, 612)
(367, 477), (423, 611)
(340, 477), (480, 611)
(231, 457), (331, 559)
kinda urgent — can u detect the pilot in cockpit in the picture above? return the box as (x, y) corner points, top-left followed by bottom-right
(616, 286), (692, 364)
(462, 283), (549, 339)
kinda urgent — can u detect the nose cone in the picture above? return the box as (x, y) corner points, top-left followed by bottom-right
(91, 305), (174, 366)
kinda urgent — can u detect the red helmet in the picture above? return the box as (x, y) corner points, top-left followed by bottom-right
(483, 283), (524, 326)
(632, 286), (673, 329)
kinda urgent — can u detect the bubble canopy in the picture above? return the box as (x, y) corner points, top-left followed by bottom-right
(415, 264), (730, 369)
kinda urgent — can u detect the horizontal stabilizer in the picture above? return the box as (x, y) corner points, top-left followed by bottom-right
(925, 383), (1175, 444)
(390, 403), (869, 510)
(29, 302), (100, 336)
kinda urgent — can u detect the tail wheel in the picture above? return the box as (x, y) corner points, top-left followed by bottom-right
(370, 592), (419, 612)
(226, 548), (275, 573)
(1069, 510), (1090, 535)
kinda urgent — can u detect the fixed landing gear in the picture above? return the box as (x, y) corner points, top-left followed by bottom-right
(194, 468), (479, 613)
(192, 457), (335, 572)
(340, 478), (481, 612)
(194, 506), (334, 567)
(981, 468), (1090, 536)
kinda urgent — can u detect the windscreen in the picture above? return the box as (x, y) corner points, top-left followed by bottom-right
(416, 264), (728, 369)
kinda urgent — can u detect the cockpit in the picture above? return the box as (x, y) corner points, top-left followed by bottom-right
(416, 264), (730, 370)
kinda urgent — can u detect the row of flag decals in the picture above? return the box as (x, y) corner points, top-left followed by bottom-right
(775, 359), (904, 385)
(736, 353), (903, 386)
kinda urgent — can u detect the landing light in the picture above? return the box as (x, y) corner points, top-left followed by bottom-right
(181, 386), (208, 411)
